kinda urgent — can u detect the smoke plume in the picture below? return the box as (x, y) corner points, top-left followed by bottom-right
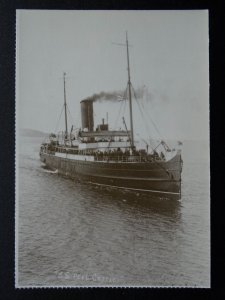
(81, 91), (123, 103)
(81, 86), (147, 103)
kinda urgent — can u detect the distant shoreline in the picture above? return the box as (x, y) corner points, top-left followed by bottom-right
(19, 128), (48, 138)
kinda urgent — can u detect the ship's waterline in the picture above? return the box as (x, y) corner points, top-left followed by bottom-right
(39, 35), (182, 198)
(40, 150), (182, 199)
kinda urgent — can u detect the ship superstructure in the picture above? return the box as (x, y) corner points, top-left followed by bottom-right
(40, 33), (182, 199)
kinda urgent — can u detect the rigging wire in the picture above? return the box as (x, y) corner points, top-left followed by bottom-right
(53, 104), (65, 133)
(113, 100), (124, 130)
(67, 104), (77, 128)
(113, 86), (128, 131)
(131, 93), (172, 176)
(131, 85), (155, 142)
(144, 96), (171, 150)
(131, 85), (171, 150)
(133, 87), (153, 135)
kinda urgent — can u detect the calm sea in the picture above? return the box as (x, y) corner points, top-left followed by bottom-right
(16, 136), (210, 287)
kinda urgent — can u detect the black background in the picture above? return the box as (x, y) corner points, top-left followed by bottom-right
(0, 0), (224, 299)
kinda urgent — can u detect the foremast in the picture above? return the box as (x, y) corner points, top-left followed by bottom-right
(126, 32), (135, 152)
(63, 72), (68, 142)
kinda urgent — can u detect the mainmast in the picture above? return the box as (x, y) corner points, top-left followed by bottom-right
(126, 32), (135, 151)
(63, 72), (68, 140)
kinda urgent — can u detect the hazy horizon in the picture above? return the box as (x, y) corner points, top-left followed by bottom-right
(19, 127), (209, 143)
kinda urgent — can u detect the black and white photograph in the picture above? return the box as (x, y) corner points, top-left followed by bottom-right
(15, 10), (210, 287)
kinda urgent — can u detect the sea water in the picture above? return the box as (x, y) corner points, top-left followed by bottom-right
(16, 136), (210, 287)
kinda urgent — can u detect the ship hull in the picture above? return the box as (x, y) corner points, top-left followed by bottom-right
(40, 151), (182, 199)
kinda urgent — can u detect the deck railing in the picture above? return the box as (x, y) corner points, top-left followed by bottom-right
(41, 149), (164, 163)
(93, 155), (162, 163)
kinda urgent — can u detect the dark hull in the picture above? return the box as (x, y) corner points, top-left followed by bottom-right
(40, 152), (182, 199)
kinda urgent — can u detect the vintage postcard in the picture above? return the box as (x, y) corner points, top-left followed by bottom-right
(15, 10), (210, 288)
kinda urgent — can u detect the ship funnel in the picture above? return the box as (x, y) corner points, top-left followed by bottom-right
(80, 100), (94, 132)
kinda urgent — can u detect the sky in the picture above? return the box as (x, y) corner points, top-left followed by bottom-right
(16, 10), (209, 141)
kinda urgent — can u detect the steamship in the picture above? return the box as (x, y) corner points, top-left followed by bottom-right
(40, 34), (183, 199)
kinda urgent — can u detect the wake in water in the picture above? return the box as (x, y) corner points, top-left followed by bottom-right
(41, 164), (58, 174)
(44, 169), (58, 174)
